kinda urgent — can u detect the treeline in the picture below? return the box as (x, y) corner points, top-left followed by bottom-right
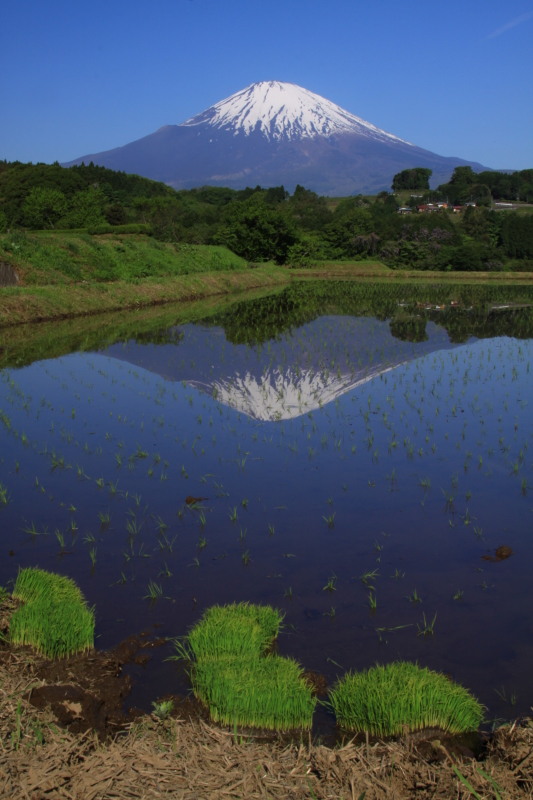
(0, 160), (532, 271)
(437, 166), (533, 205)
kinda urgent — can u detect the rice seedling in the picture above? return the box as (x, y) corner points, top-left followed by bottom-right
(193, 654), (315, 730)
(89, 548), (97, 568)
(406, 589), (422, 606)
(10, 567), (94, 658)
(242, 549), (251, 566)
(158, 562), (172, 579)
(323, 574), (337, 593)
(229, 507), (238, 523)
(152, 699), (173, 720)
(323, 513), (335, 529)
(0, 483), (8, 506)
(417, 612), (437, 638)
(99, 512), (110, 530)
(360, 569), (379, 591)
(329, 662), (483, 736)
(144, 580), (164, 601)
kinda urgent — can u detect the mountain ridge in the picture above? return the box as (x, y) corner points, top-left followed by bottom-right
(63, 81), (489, 195)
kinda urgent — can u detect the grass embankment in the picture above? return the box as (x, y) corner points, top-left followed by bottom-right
(10, 567), (94, 658)
(291, 261), (533, 283)
(2, 230), (533, 329)
(0, 231), (291, 327)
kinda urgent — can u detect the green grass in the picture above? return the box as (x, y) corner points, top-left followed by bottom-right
(329, 662), (483, 736)
(10, 567), (95, 659)
(0, 230), (248, 285)
(176, 602), (316, 730)
(193, 654), (315, 730)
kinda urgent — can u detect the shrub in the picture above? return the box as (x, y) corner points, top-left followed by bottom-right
(329, 662), (483, 736)
(10, 567), (95, 658)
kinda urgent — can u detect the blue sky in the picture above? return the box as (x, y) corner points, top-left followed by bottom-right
(1, 0), (532, 169)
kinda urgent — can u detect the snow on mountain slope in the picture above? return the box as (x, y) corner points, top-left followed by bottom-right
(182, 80), (413, 145)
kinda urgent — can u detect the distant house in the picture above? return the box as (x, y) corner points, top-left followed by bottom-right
(465, 202), (476, 208)
(417, 204), (438, 213)
(452, 205), (463, 213)
(398, 206), (412, 215)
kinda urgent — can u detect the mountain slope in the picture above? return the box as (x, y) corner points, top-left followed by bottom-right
(64, 81), (488, 195)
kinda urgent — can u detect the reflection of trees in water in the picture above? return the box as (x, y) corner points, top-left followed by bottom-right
(205, 283), (533, 347)
(389, 316), (428, 343)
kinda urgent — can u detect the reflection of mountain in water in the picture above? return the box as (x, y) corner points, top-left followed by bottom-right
(106, 315), (456, 421)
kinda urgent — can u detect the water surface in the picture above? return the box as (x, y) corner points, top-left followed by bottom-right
(2, 282), (533, 731)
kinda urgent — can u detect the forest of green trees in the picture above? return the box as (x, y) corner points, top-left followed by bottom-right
(0, 160), (532, 271)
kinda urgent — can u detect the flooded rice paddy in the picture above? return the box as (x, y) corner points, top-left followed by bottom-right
(2, 282), (533, 733)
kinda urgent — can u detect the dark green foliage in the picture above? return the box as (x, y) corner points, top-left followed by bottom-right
(0, 160), (175, 229)
(501, 214), (533, 259)
(0, 160), (532, 269)
(215, 199), (299, 263)
(23, 187), (67, 229)
(10, 567), (95, 658)
(329, 662), (483, 736)
(438, 166), (533, 204)
(392, 168), (432, 192)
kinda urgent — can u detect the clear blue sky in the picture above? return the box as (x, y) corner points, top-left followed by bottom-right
(2, 0), (532, 169)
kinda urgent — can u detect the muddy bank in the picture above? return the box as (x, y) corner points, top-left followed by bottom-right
(0, 595), (532, 798)
(0, 646), (532, 798)
(2, 660), (532, 800)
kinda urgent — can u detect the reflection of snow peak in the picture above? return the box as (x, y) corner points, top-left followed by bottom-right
(189, 364), (395, 421)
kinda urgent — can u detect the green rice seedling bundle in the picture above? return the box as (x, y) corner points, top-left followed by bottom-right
(179, 602), (315, 730)
(10, 567), (95, 659)
(188, 602), (282, 661)
(194, 654), (316, 730)
(329, 661), (483, 737)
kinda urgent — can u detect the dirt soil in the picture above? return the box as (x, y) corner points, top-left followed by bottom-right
(0, 600), (532, 798)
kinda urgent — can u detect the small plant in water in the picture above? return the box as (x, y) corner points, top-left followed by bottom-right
(406, 589), (422, 606)
(417, 612), (437, 638)
(152, 699), (173, 720)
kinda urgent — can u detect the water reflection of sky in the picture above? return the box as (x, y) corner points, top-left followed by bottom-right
(0, 314), (532, 732)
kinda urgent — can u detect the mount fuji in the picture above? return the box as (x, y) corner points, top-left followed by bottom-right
(64, 81), (488, 195)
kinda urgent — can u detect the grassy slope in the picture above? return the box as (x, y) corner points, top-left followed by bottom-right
(1, 231), (248, 285)
(0, 231), (292, 327)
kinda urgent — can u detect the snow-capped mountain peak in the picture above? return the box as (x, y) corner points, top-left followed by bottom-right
(181, 80), (412, 144)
